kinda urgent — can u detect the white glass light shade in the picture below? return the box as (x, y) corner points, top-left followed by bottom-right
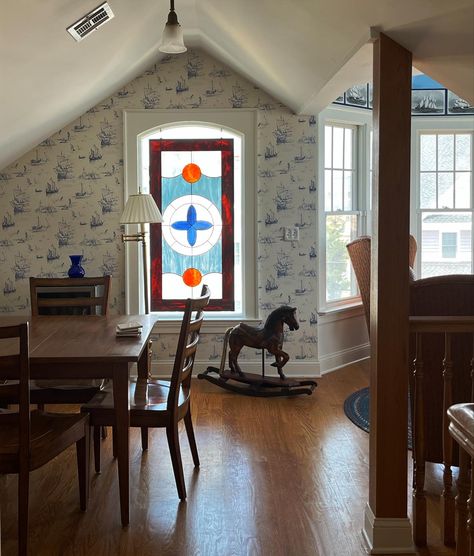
(159, 22), (187, 54)
(120, 193), (163, 224)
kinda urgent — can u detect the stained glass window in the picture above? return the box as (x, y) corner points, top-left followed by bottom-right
(149, 138), (235, 311)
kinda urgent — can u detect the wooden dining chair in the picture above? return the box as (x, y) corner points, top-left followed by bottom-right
(0, 277), (111, 408)
(82, 285), (210, 500)
(0, 322), (90, 556)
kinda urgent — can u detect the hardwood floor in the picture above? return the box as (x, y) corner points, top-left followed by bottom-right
(0, 361), (456, 555)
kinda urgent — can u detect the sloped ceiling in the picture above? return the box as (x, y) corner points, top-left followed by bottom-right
(1, 0), (473, 171)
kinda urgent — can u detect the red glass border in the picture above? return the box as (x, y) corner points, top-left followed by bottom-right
(149, 138), (235, 311)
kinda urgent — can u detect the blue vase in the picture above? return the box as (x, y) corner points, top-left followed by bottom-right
(68, 255), (85, 278)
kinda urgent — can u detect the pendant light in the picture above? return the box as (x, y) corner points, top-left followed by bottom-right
(159, 0), (187, 54)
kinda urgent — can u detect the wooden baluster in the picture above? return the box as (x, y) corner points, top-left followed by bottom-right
(442, 332), (455, 545)
(413, 332), (427, 546)
(456, 447), (470, 555)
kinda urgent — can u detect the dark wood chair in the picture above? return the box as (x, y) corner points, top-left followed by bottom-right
(82, 285), (210, 499)
(0, 277), (111, 407)
(0, 322), (90, 556)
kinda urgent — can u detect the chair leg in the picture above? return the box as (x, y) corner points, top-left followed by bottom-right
(184, 409), (199, 467)
(18, 466), (29, 556)
(76, 428), (90, 511)
(101, 426), (108, 440)
(93, 426), (101, 473)
(166, 423), (186, 500)
(141, 427), (148, 451)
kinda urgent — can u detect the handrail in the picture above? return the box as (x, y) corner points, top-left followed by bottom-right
(409, 316), (474, 334)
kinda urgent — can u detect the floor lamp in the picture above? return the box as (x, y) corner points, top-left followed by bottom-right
(120, 191), (162, 314)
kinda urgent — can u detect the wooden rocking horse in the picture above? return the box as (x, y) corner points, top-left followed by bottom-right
(198, 306), (317, 397)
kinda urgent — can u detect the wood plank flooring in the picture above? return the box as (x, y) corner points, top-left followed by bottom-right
(0, 361), (457, 555)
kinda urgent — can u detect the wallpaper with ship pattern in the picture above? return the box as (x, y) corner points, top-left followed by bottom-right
(0, 49), (319, 369)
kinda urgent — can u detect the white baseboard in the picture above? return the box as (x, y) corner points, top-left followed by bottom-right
(149, 359), (321, 378)
(319, 343), (370, 374)
(362, 503), (415, 554)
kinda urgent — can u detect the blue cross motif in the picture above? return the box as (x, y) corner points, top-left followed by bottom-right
(171, 205), (213, 247)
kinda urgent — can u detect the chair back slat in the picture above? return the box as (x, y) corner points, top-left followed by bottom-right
(167, 285), (210, 413)
(0, 323), (30, 453)
(30, 276), (110, 316)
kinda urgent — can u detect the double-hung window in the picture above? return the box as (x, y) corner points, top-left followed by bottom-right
(412, 121), (474, 278)
(318, 107), (372, 310)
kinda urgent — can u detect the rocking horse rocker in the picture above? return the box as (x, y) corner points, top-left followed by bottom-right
(198, 306), (317, 397)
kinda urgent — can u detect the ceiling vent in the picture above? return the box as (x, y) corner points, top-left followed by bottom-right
(67, 2), (115, 42)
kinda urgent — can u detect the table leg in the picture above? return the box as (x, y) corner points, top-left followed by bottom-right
(113, 363), (130, 527)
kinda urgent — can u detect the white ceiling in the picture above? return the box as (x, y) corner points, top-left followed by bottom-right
(1, 0), (473, 171)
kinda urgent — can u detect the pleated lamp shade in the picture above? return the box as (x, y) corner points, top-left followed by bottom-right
(120, 193), (163, 224)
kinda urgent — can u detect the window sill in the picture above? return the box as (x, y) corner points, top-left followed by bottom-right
(317, 302), (365, 323)
(154, 317), (262, 334)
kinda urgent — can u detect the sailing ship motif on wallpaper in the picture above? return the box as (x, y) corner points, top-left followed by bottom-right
(309, 180), (316, 193)
(2, 213), (15, 229)
(30, 150), (47, 166)
(264, 143), (278, 159)
(274, 185), (292, 211)
(39, 137), (55, 147)
(54, 154), (73, 180)
(11, 186), (29, 214)
(3, 279), (16, 294)
(175, 77), (189, 93)
(90, 212), (104, 228)
(205, 81), (223, 96)
(101, 252), (118, 275)
(116, 86), (136, 98)
(47, 247), (60, 261)
(273, 117), (292, 144)
(75, 183), (92, 198)
(31, 216), (49, 233)
(141, 85), (160, 109)
(186, 57), (202, 79)
(274, 250), (292, 278)
(229, 85), (247, 108)
(45, 178), (59, 194)
(13, 254), (30, 280)
(265, 210), (278, 225)
(99, 186), (118, 213)
(89, 145), (102, 161)
(309, 246), (317, 259)
(97, 119), (117, 146)
(73, 117), (89, 132)
(56, 219), (73, 247)
(299, 133), (316, 144)
(265, 276), (278, 292)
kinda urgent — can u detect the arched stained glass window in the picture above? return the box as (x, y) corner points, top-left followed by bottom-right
(149, 136), (236, 311)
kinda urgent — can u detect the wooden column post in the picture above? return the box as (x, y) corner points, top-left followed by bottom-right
(362, 32), (415, 554)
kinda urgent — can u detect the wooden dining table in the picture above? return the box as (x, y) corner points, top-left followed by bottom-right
(0, 313), (158, 527)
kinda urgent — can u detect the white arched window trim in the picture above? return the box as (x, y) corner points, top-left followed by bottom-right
(123, 109), (258, 326)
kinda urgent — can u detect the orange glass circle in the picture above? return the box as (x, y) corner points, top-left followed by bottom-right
(182, 268), (202, 287)
(182, 163), (202, 184)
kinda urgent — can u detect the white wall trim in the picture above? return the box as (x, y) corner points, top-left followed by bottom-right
(319, 343), (370, 374)
(362, 503), (415, 555)
(147, 358), (321, 378)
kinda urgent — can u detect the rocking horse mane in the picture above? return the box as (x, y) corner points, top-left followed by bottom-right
(264, 305), (296, 328)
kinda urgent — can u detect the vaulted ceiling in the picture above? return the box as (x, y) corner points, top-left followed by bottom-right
(1, 0), (473, 170)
